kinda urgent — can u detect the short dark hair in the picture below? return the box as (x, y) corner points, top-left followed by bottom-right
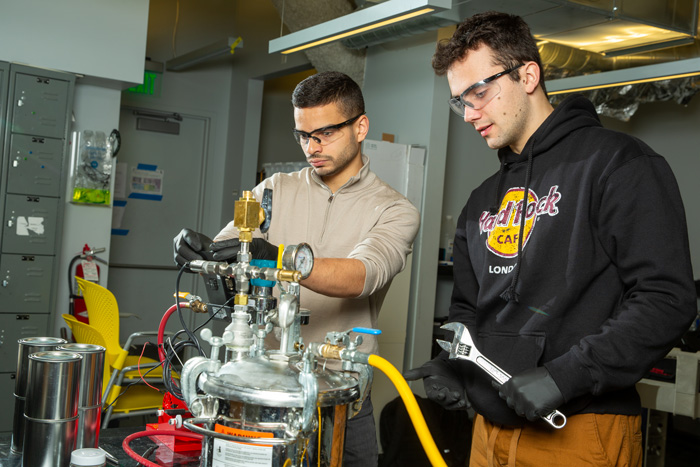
(292, 71), (365, 118)
(432, 11), (546, 94)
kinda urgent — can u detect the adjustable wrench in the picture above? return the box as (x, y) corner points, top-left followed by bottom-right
(437, 322), (567, 429)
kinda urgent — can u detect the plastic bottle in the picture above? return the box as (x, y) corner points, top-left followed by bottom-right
(440, 215), (456, 264)
(70, 448), (106, 467)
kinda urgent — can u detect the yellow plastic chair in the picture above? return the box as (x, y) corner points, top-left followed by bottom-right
(62, 314), (164, 425)
(75, 277), (165, 379)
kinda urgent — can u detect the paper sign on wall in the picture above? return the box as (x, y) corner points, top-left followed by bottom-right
(129, 163), (164, 201)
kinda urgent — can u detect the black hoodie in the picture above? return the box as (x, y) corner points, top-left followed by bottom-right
(448, 95), (696, 426)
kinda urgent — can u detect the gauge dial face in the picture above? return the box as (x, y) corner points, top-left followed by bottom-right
(284, 243), (314, 279)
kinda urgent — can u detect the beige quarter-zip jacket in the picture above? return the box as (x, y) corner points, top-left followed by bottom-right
(215, 156), (420, 355)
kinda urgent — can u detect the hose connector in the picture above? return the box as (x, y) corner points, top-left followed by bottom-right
(307, 342), (370, 365)
(308, 342), (342, 360)
(176, 292), (208, 313)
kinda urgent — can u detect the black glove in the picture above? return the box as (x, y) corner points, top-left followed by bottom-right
(173, 228), (215, 268)
(493, 367), (564, 422)
(210, 237), (278, 262)
(404, 357), (469, 410)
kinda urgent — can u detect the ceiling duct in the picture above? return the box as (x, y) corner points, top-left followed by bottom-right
(548, 75), (700, 121)
(269, 0), (366, 85)
(536, 0), (698, 56)
(537, 0), (700, 120)
(270, 0), (700, 120)
(540, 40), (700, 78)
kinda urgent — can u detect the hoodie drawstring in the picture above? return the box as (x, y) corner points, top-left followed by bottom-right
(500, 144), (534, 303)
(488, 159), (506, 215)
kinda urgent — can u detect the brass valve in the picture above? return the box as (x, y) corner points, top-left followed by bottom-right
(233, 191), (266, 243)
(234, 293), (248, 306)
(315, 343), (343, 360)
(277, 269), (302, 283)
(189, 300), (208, 314)
(175, 292), (208, 313)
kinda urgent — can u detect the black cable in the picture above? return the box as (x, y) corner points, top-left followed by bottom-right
(163, 264), (240, 401)
(176, 264), (203, 355)
(67, 255), (82, 316)
(103, 350), (165, 410)
(160, 293), (236, 401)
(160, 309), (228, 400)
(67, 255), (81, 297)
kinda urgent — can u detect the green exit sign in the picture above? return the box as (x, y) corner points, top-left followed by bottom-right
(128, 71), (159, 95)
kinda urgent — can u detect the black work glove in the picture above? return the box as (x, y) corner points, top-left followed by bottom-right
(404, 357), (469, 410)
(493, 367), (564, 422)
(173, 228), (214, 268)
(210, 237), (278, 262)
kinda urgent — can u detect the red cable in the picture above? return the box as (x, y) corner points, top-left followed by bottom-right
(138, 342), (161, 392)
(122, 429), (203, 467)
(158, 303), (188, 362)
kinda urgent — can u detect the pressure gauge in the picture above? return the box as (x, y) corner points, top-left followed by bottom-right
(282, 243), (314, 279)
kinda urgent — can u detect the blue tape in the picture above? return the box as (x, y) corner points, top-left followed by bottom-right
(111, 229), (129, 236)
(250, 259), (278, 287)
(352, 327), (382, 335)
(136, 163), (158, 171)
(128, 193), (163, 201)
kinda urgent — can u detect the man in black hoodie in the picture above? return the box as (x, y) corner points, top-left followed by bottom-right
(405, 10), (696, 466)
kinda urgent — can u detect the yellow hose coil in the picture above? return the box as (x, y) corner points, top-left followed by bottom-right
(367, 354), (448, 467)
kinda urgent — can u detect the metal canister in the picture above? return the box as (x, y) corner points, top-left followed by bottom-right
(188, 354), (360, 467)
(12, 336), (67, 454)
(22, 351), (83, 467)
(57, 343), (105, 449)
(22, 416), (79, 467)
(25, 351), (83, 419)
(15, 337), (69, 396)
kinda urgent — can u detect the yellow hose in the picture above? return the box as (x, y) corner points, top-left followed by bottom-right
(317, 406), (322, 467)
(367, 354), (448, 467)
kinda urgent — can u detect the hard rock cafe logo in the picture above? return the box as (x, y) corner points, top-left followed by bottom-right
(479, 185), (562, 258)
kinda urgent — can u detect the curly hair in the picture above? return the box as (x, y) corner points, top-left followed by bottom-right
(291, 71), (365, 119)
(432, 11), (546, 94)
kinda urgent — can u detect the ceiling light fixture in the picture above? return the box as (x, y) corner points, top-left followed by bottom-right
(269, 0), (451, 55)
(166, 37), (243, 72)
(547, 57), (700, 95)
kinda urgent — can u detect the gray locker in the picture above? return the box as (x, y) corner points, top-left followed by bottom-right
(0, 62), (8, 184)
(0, 313), (50, 373)
(10, 72), (70, 139)
(0, 373), (16, 432)
(0, 64), (74, 425)
(0, 254), (54, 314)
(2, 194), (58, 255)
(6, 134), (63, 197)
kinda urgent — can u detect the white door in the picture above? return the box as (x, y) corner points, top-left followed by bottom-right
(108, 107), (210, 342)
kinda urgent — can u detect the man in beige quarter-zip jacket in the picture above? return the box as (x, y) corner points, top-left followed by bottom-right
(173, 71), (420, 467)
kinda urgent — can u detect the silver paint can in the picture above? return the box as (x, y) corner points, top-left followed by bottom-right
(57, 343), (105, 449)
(21, 350), (83, 467)
(22, 416), (79, 467)
(11, 337), (68, 454)
(24, 351), (82, 420)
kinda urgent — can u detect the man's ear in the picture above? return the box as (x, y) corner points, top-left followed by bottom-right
(356, 114), (369, 143)
(522, 62), (541, 94)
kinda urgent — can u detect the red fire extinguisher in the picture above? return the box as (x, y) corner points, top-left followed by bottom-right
(68, 244), (107, 324)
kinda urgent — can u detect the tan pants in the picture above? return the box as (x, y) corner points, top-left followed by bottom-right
(469, 413), (642, 467)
